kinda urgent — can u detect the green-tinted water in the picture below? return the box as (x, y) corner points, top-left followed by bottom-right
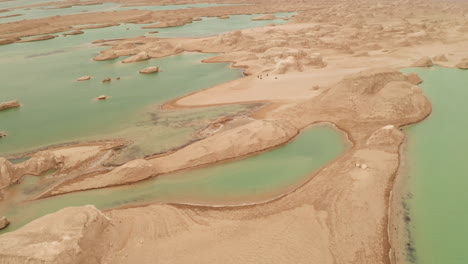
(0, 0), (293, 30)
(0, 42), (241, 155)
(0, 0), (51, 9)
(0, 4), (329, 241)
(0, 3), (249, 24)
(0, 3), (119, 23)
(155, 13), (295, 38)
(0, 124), (347, 234)
(401, 67), (468, 264)
(117, 3), (242, 11)
(0, 12), (292, 157)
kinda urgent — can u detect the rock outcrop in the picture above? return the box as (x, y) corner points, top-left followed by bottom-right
(0, 206), (110, 264)
(0, 216), (9, 230)
(139, 66), (160, 74)
(77, 75), (91, 81)
(433, 54), (448, 62)
(337, 68), (407, 94)
(309, 68), (430, 126)
(411, 56), (434, 67)
(0, 158), (17, 188)
(0, 100), (20, 111)
(93, 50), (118, 61)
(122, 51), (150, 63)
(264, 48), (326, 74)
(456, 58), (468, 69)
(405, 73), (423, 85)
(0, 151), (64, 189)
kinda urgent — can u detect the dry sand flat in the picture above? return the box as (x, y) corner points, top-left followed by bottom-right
(0, 0), (468, 263)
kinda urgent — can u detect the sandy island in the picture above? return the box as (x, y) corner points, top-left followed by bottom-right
(0, 0), (468, 263)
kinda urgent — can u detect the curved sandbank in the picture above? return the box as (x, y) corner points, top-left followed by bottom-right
(1, 0), (468, 263)
(0, 67), (431, 263)
(0, 100), (20, 111)
(0, 124), (346, 235)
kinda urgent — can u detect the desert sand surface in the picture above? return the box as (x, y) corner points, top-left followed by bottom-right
(0, 0), (468, 263)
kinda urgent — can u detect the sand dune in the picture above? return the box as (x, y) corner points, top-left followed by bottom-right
(1, 0), (468, 263)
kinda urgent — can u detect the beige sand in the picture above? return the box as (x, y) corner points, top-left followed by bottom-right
(0, 0), (468, 263)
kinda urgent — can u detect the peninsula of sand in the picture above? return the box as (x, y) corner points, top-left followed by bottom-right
(0, 0), (468, 263)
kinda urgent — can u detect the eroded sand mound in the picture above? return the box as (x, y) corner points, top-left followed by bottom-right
(0, 144), (119, 190)
(45, 119), (299, 195)
(0, 152), (64, 189)
(433, 54), (448, 62)
(0, 217), (9, 230)
(0, 100), (20, 111)
(0, 158), (16, 188)
(456, 58), (468, 69)
(139, 66), (160, 74)
(337, 68), (407, 94)
(122, 51), (151, 63)
(93, 50), (118, 61)
(405, 73), (423, 85)
(77, 75), (91, 81)
(412, 56), (434, 67)
(2, 0), (468, 262)
(0, 206), (109, 264)
(0, 68), (432, 264)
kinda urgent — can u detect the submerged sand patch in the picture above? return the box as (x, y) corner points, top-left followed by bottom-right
(1, 0), (468, 263)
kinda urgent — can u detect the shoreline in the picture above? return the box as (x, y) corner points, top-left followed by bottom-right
(1, 66), (433, 263)
(1, 0), (468, 262)
(35, 120), (345, 200)
(90, 122), (352, 211)
(387, 103), (433, 264)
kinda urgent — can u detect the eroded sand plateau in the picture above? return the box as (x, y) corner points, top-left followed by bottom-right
(0, 0), (468, 263)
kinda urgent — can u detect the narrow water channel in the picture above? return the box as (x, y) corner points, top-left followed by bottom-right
(0, 124), (347, 234)
(0, 10), (293, 157)
(400, 67), (468, 264)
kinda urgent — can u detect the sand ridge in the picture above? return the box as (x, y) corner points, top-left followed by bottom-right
(0, 0), (468, 263)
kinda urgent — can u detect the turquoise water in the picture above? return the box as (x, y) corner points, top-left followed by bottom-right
(0, 3), (323, 241)
(401, 67), (468, 264)
(0, 3), (243, 24)
(0, 0), (51, 9)
(0, 0), (290, 27)
(117, 3), (240, 11)
(0, 3), (119, 23)
(0, 37), (242, 156)
(0, 124), (347, 234)
(0, 12), (292, 157)
(156, 13), (294, 38)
